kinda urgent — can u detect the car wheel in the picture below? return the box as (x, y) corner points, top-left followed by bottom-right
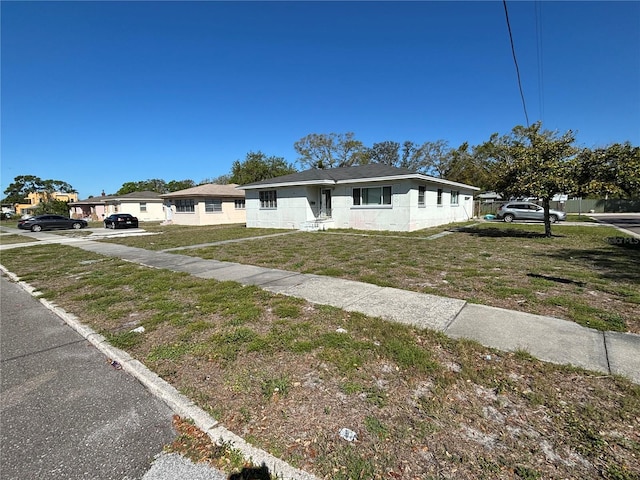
(72, 222), (82, 229)
(503, 214), (514, 223)
(549, 215), (558, 224)
(31, 224), (42, 232)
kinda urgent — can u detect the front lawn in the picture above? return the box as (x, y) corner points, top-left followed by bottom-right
(173, 222), (640, 333)
(0, 243), (638, 479)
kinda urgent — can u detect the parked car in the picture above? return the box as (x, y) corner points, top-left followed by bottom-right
(496, 202), (566, 223)
(17, 215), (88, 232)
(104, 213), (139, 229)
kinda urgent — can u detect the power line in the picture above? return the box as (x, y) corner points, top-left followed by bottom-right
(502, 0), (530, 127)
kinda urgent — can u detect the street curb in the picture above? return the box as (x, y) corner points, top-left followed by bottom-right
(0, 265), (320, 480)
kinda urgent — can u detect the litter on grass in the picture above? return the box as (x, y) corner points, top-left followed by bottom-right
(339, 428), (357, 442)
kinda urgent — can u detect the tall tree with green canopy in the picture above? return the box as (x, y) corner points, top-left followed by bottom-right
(294, 132), (367, 169)
(230, 151), (297, 185)
(444, 142), (494, 191)
(367, 141), (400, 166)
(575, 142), (640, 198)
(117, 179), (169, 195)
(482, 122), (578, 237)
(3, 175), (75, 204)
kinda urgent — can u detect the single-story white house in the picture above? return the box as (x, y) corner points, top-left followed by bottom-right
(104, 191), (165, 222)
(238, 164), (480, 232)
(160, 184), (246, 226)
(70, 191), (165, 221)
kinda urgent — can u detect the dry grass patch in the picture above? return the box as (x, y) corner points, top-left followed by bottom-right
(98, 223), (286, 250)
(1, 244), (638, 479)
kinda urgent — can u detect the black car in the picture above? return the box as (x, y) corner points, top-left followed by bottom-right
(17, 215), (88, 232)
(104, 213), (139, 229)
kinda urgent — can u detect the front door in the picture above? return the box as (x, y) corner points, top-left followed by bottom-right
(320, 189), (332, 217)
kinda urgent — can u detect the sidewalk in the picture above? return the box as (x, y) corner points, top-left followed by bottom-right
(2, 227), (638, 385)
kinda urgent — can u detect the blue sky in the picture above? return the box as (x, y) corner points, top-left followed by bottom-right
(2, 1), (639, 199)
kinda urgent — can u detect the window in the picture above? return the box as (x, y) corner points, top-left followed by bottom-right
(437, 189), (443, 206)
(235, 199), (245, 209)
(450, 190), (459, 205)
(259, 190), (277, 209)
(418, 186), (426, 207)
(352, 186), (392, 206)
(205, 198), (222, 213)
(175, 199), (194, 213)
(140, 202), (147, 212)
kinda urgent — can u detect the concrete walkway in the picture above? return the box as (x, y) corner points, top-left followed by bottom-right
(2, 226), (638, 385)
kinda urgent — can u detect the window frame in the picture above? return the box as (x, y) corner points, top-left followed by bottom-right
(259, 190), (277, 209)
(175, 199), (195, 213)
(351, 185), (392, 207)
(437, 188), (443, 206)
(418, 185), (426, 207)
(234, 199), (246, 210)
(205, 198), (222, 213)
(450, 190), (459, 206)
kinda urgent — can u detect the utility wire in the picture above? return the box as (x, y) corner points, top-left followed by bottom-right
(502, 0), (530, 127)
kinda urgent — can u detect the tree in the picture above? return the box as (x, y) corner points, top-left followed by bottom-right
(294, 132), (367, 169)
(420, 140), (452, 177)
(229, 151), (297, 185)
(166, 179), (196, 192)
(117, 179), (170, 195)
(367, 141), (400, 166)
(482, 122), (578, 237)
(397, 140), (452, 176)
(575, 142), (640, 198)
(444, 142), (495, 191)
(33, 199), (70, 216)
(2, 175), (75, 204)
(200, 174), (232, 185)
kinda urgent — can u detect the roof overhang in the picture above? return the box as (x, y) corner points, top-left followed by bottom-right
(238, 179), (335, 190)
(238, 174), (480, 191)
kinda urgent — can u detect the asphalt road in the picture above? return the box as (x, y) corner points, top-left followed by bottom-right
(0, 274), (225, 480)
(593, 213), (640, 237)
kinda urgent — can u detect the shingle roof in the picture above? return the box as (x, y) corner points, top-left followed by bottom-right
(107, 191), (163, 201)
(239, 164), (479, 190)
(160, 184), (244, 198)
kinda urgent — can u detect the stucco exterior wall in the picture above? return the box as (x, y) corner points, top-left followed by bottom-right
(169, 199), (246, 226)
(105, 201), (165, 222)
(246, 180), (476, 232)
(245, 186), (315, 229)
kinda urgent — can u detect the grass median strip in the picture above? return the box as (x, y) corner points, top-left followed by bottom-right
(1, 243), (638, 479)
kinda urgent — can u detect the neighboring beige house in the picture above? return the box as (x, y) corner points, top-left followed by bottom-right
(160, 184), (246, 226)
(104, 191), (165, 222)
(239, 164), (479, 232)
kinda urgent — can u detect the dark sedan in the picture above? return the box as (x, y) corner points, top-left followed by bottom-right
(17, 215), (88, 232)
(104, 213), (139, 229)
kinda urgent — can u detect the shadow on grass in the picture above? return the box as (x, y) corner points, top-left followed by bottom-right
(538, 244), (640, 284)
(455, 226), (562, 239)
(526, 273), (586, 287)
(228, 463), (271, 479)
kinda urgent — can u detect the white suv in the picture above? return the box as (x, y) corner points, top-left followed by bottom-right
(496, 202), (567, 223)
